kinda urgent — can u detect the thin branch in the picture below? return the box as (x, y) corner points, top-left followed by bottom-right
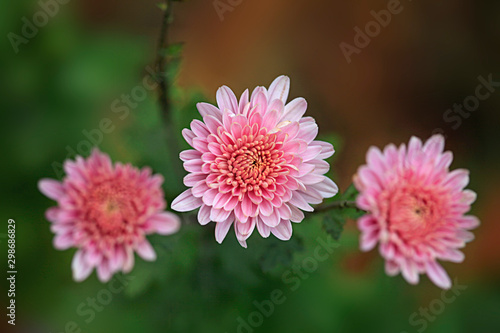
(313, 200), (359, 213)
(154, 0), (185, 183)
(155, 0), (173, 121)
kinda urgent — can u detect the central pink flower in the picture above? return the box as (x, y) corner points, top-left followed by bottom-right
(172, 75), (338, 247)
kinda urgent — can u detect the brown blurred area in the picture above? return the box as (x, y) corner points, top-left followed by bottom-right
(78, 0), (500, 279)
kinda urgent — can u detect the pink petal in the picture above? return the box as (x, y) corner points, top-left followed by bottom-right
(202, 188), (218, 206)
(439, 249), (465, 263)
(401, 258), (419, 285)
(210, 207), (231, 222)
(72, 250), (93, 282)
(192, 181), (210, 198)
(282, 97), (307, 122)
(147, 212), (181, 235)
(197, 102), (222, 120)
(213, 192), (232, 209)
(239, 89), (249, 114)
(315, 141), (335, 160)
(461, 189), (477, 205)
(270, 220), (292, 241)
(225, 196), (239, 211)
(216, 86), (239, 113)
(443, 169), (469, 191)
(85, 246), (102, 267)
(197, 204), (212, 225)
(236, 218), (255, 238)
(183, 173), (206, 187)
(297, 118), (318, 143)
(256, 217), (271, 238)
(423, 134), (445, 158)
(97, 260), (112, 282)
(179, 149), (202, 162)
(204, 115), (223, 134)
(309, 177), (338, 198)
(215, 218), (233, 244)
(360, 230), (378, 252)
(456, 216), (480, 229)
(182, 128), (196, 147)
(289, 205), (304, 222)
(385, 260), (400, 276)
(261, 109), (280, 130)
(277, 204), (292, 220)
(267, 75), (290, 104)
(366, 147), (386, 175)
(425, 261), (451, 289)
(191, 119), (210, 138)
(251, 91), (268, 115)
(38, 179), (65, 200)
(260, 209), (281, 227)
(301, 146), (323, 161)
(234, 204), (248, 223)
(192, 137), (209, 153)
(123, 247), (135, 273)
(136, 240), (157, 261)
(45, 207), (60, 222)
(288, 192), (314, 212)
(109, 247), (125, 272)
(53, 233), (74, 250)
(171, 189), (202, 212)
(298, 173), (325, 185)
(241, 195), (255, 217)
(258, 199), (273, 216)
(277, 121), (300, 139)
(407, 136), (423, 160)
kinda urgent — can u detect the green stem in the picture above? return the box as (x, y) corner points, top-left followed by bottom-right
(154, 0), (184, 185)
(155, 0), (173, 121)
(313, 200), (359, 213)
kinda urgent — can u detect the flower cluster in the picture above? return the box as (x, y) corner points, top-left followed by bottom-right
(38, 76), (478, 289)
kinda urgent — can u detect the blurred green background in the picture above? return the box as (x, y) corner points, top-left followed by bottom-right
(1, 0), (499, 332)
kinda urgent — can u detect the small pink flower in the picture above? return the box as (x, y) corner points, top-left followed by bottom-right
(38, 149), (180, 282)
(171, 75), (338, 247)
(354, 135), (479, 289)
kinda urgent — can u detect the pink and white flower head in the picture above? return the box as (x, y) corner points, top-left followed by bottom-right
(171, 75), (338, 247)
(354, 135), (479, 289)
(38, 149), (181, 282)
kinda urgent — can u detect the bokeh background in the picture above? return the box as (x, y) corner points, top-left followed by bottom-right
(1, 0), (499, 332)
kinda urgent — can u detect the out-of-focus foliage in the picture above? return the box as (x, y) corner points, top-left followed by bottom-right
(0, 1), (499, 333)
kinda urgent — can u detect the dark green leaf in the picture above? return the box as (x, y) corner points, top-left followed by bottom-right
(323, 211), (346, 241)
(341, 183), (359, 201)
(258, 237), (304, 272)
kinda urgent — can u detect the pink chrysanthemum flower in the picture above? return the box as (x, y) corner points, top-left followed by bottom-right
(171, 75), (338, 247)
(354, 135), (479, 289)
(38, 149), (181, 282)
